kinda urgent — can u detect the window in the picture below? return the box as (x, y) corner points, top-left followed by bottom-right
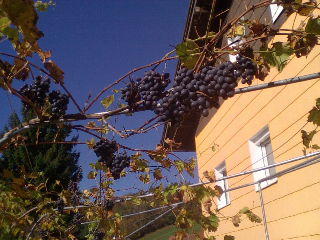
(227, 18), (244, 62)
(270, 0), (284, 23)
(249, 126), (277, 190)
(214, 161), (230, 209)
(227, 36), (243, 63)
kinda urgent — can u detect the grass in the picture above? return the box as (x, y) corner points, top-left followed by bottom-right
(138, 224), (201, 240)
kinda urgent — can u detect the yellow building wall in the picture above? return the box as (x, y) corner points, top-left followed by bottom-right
(195, 11), (320, 240)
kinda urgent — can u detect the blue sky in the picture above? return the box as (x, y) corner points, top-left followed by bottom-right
(0, 1), (198, 194)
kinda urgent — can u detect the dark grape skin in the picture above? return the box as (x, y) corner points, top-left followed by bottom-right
(93, 140), (130, 180)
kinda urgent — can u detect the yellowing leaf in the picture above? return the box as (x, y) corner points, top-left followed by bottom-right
(153, 168), (162, 180)
(214, 185), (223, 199)
(44, 60), (64, 83)
(86, 138), (95, 149)
(101, 95), (114, 109)
(175, 38), (200, 69)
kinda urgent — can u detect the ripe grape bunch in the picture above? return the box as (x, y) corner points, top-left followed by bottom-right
(121, 70), (170, 110)
(156, 57), (257, 125)
(68, 180), (81, 206)
(55, 198), (64, 214)
(110, 151), (130, 180)
(235, 55), (257, 85)
(104, 198), (114, 211)
(120, 78), (141, 109)
(93, 230), (105, 240)
(39, 230), (48, 240)
(72, 211), (84, 225)
(93, 140), (130, 180)
(48, 90), (70, 119)
(19, 76), (51, 108)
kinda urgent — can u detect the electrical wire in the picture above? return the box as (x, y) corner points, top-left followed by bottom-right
(199, 52), (320, 171)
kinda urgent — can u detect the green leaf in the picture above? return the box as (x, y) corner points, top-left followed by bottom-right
(307, 107), (320, 126)
(34, 1), (48, 12)
(175, 38), (200, 69)
(153, 168), (162, 180)
(101, 95), (114, 109)
(139, 173), (150, 184)
(86, 138), (95, 149)
(301, 130), (317, 148)
(260, 42), (294, 72)
(316, 98), (320, 110)
(174, 160), (184, 173)
(87, 171), (97, 179)
(305, 17), (320, 35)
(224, 236), (235, 240)
(131, 197), (142, 205)
(2, 0), (44, 42)
(239, 207), (249, 214)
(164, 183), (177, 197)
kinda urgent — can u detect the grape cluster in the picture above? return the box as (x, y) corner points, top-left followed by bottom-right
(120, 79), (141, 108)
(55, 198), (64, 214)
(19, 76), (50, 108)
(72, 211), (84, 225)
(93, 139), (118, 164)
(154, 57), (257, 125)
(104, 199), (114, 211)
(93, 140), (130, 180)
(68, 180), (81, 206)
(93, 230), (105, 240)
(39, 230), (48, 240)
(235, 55), (257, 85)
(138, 71), (170, 110)
(121, 70), (170, 110)
(48, 90), (70, 119)
(109, 151), (130, 180)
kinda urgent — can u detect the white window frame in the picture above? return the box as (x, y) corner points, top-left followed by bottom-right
(214, 161), (230, 209)
(270, 0), (284, 23)
(249, 126), (277, 191)
(227, 18), (245, 62)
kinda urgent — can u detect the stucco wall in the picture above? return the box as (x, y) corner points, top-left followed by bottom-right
(195, 9), (320, 240)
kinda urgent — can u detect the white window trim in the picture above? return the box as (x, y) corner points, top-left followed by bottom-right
(270, 1), (284, 23)
(249, 126), (277, 191)
(227, 17), (245, 62)
(214, 161), (230, 209)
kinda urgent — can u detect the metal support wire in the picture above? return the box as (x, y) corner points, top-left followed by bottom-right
(225, 153), (320, 193)
(122, 204), (178, 239)
(258, 182), (269, 240)
(234, 72), (320, 95)
(80, 201), (184, 226)
(119, 151), (320, 202)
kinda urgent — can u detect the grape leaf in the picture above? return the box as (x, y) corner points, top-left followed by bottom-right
(203, 170), (215, 182)
(174, 160), (184, 173)
(153, 168), (162, 180)
(316, 98), (320, 110)
(175, 38), (200, 69)
(224, 236), (235, 240)
(34, 1), (49, 12)
(86, 138), (95, 149)
(87, 171), (97, 179)
(44, 60), (64, 83)
(1, 0), (44, 42)
(101, 95), (114, 109)
(260, 42), (294, 72)
(305, 17), (320, 35)
(232, 215), (241, 226)
(301, 130), (316, 148)
(239, 206), (249, 214)
(307, 107), (320, 126)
